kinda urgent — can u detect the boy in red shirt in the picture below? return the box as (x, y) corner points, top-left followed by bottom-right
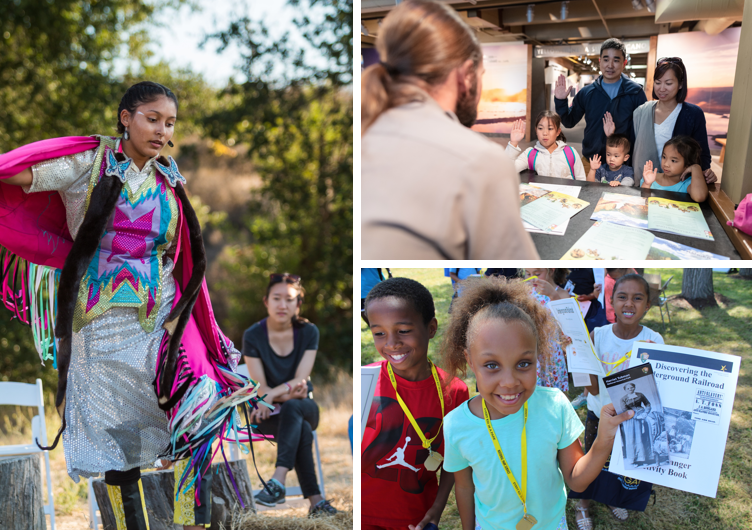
(362, 277), (469, 530)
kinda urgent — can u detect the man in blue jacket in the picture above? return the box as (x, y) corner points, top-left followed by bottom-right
(554, 38), (647, 173)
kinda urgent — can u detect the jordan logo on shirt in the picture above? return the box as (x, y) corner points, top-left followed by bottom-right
(377, 436), (419, 472)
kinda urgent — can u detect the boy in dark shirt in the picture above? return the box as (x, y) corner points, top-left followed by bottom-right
(587, 134), (635, 187)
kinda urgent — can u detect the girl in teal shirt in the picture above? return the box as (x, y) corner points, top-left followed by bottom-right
(641, 136), (709, 202)
(441, 277), (634, 530)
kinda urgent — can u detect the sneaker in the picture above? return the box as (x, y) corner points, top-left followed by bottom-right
(571, 393), (587, 410)
(254, 478), (285, 507)
(309, 499), (338, 517)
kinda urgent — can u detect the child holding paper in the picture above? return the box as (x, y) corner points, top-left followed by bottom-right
(362, 277), (469, 530)
(641, 136), (709, 202)
(441, 276), (634, 530)
(506, 111), (587, 180)
(570, 273), (664, 528)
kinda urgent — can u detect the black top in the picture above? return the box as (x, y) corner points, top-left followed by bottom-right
(555, 73), (647, 161)
(242, 319), (319, 391)
(671, 102), (712, 171)
(566, 269), (596, 295)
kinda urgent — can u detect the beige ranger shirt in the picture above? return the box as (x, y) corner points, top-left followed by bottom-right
(361, 94), (539, 259)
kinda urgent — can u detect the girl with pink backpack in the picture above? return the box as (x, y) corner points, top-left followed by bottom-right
(506, 110), (587, 181)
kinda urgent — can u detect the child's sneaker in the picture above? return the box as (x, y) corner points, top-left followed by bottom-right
(254, 478), (285, 507)
(309, 499), (338, 517)
(571, 393), (587, 410)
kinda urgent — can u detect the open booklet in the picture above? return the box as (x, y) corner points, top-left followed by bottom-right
(605, 344), (741, 498)
(561, 221), (730, 260)
(603, 363), (671, 472)
(547, 298), (604, 387)
(591, 192), (713, 241)
(519, 183), (589, 234)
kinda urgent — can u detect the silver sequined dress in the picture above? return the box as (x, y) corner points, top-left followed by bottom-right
(28, 147), (174, 482)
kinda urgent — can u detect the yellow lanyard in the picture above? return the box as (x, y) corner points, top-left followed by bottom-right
(572, 300), (635, 376)
(387, 360), (445, 449)
(483, 399), (529, 516)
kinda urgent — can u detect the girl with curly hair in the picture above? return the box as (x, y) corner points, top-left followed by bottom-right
(440, 276), (634, 530)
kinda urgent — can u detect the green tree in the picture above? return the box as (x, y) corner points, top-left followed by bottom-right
(204, 0), (353, 374)
(0, 0), (189, 151)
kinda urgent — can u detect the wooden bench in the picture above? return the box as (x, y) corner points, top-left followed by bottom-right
(707, 183), (752, 260)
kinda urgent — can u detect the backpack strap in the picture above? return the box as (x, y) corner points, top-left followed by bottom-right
(527, 148), (539, 171)
(563, 145), (576, 179)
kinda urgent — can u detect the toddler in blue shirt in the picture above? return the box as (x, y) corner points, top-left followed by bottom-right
(587, 134), (634, 187)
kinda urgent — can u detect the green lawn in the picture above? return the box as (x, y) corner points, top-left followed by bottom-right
(361, 268), (752, 530)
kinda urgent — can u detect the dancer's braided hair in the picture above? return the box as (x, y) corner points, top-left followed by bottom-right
(440, 276), (558, 380)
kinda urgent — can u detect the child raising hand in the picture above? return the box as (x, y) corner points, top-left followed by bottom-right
(441, 277), (634, 530)
(506, 111), (586, 180)
(641, 136), (708, 202)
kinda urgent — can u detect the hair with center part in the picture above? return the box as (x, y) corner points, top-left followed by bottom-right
(117, 81), (179, 134)
(365, 277), (436, 325)
(440, 276), (557, 380)
(663, 135), (701, 168)
(652, 58), (688, 103)
(535, 110), (567, 143)
(361, 0), (482, 135)
(612, 273), (650, 299)
(265, 273), (309, 328)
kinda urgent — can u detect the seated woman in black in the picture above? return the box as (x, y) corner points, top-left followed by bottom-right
(243, 273), (337, 516)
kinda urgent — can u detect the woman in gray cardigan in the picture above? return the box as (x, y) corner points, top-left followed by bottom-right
(629, 57), (717, 187)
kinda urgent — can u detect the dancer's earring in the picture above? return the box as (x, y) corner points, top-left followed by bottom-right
(168, 140), (174, 147)
(124, 129), (130, 141)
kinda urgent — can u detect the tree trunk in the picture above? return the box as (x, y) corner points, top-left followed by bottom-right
(682, 269), (714, 299)
(92, 460), (256, 530)
(0, 455), (45, 530)
(740, 268), (752, 278)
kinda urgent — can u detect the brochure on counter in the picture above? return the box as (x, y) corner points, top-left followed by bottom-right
(590, 192), (713, 241)
(606, 344), (741, 498)
(519, 183), (589, 233)
(547, 298), (603, 378)
(561, 222), (729, 260)
(520, 183), (584, 236)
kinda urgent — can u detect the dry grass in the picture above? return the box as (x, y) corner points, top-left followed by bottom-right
(0, 370), (353, 530)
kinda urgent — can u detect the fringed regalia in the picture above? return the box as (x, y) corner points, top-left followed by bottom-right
(0, 136), (271, 502)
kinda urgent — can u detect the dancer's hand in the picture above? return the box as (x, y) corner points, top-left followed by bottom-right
(510, 119), (526, 147)
(154, 459), (173, 471)
(555, 74), (574, 99)
(602, 112), (615, 137)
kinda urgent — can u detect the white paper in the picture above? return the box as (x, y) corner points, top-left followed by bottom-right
(593, 268), (606, 306)
(522, 184), (582, 235)
(546, 298), (604, 377)
(607, 343), (741, 498)
(361, 365), (381, 440)
(572, 372), (592, 387)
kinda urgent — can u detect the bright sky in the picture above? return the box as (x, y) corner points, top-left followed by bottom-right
(146, 0), (307, 87)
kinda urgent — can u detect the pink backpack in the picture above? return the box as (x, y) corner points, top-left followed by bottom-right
(727, 193), (752, 235)
(527, 145), (577, 179)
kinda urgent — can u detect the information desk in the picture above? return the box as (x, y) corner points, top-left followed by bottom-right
(520, 171), (740, 260)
